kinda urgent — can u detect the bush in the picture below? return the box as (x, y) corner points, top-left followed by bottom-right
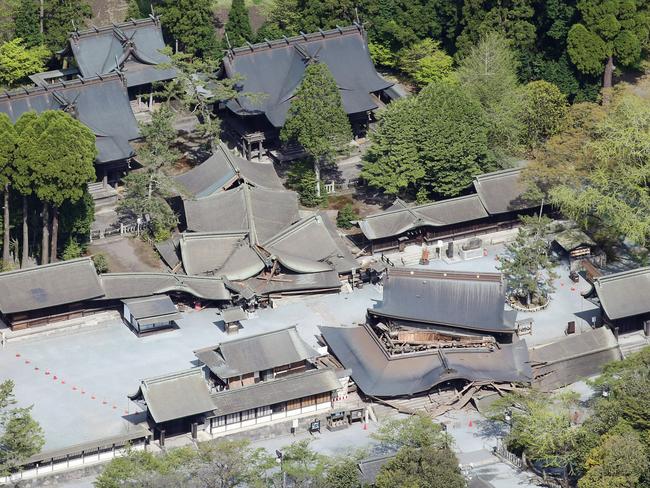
(92, 253), (109, 274)
(336, 204), (358, 229)
(61, 239), (83, 261)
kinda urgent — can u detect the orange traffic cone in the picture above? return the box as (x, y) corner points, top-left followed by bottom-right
(468, 419), (473, 428)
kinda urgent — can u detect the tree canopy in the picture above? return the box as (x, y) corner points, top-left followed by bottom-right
(225, 0), (252, 48)
(42, 0), (92, 51)
(0, 38), (49, 87)
(158, 0), (219, 57)
(375, 446), (466, 488)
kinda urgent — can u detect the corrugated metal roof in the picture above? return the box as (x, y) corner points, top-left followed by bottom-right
(0, 258), (104, 315)
(223, 25), (392, 127)
(129, 368), (214, 423)
(0, 74), (139, 164)
(371, 268), (516, 333)
(321, 324), (531, 397)
(194, 326), (319, 378)
(68, 18), (176, 87)
(210, 369), (339, 416)
(592, 267), (650, 320)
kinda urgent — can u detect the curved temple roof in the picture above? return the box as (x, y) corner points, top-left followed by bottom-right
(223, 24), (392, 127)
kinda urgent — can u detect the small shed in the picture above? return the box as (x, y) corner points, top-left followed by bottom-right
(553, 229), (598, 270)
(122, 295), (180, 334)
(221, 306), (248, 335)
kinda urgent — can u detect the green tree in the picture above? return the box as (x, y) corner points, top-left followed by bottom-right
(124, 0), (142, 20)
(336, 203), (358, 229)
(285, 161), (326, 207)
(42, 0), (92, 51)
(398, 38), (455, 87)
(567, 0), (650, 93)
(281, 62), (352, 197)
(326, 457), (362, 488)
(0, 114), (17, 265)
(520, 80), (568, 149)
(457, 32), (525, 158)
(14, 0), (43, 47)
(368, 42), (396, 68)
(279, 440), (329, 488)
(92, 252), (109, 274)
(375, 446), (466, 488)
(61, 238), (82, 260)
(0, 380), (45, 476)
(158, 0), (218, 57)
(59, 189), (94, 249)
(497, 215), (557, 307)
(0, 38), (49, 87)
(362, 82), (491, 198)
(372, 413), (451, 450)
(224, 0), (252, 48)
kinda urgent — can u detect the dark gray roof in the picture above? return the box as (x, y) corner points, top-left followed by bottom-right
(210, 369), (339, 416)
(100, 273), (230, 301)
(263, 213), (358, 274)
(221, 306), (248, 323)
(0, 258), (104, 315)
(67, 17), (176, 87)
(179, 232), (264, 280)
(228, 270), (342, 297)
(591, 267), (650, 320)
(0, 74), (139, 164)
(183, 184), (300, 243)
(358, 453), (396, 485)
(175, 142), (283, 197)
(122, 294), (180, 324)
(223, 25), (392, 127)
(194, 326), (319, 378)
(359, 194), (488, 241)
(129, 369), (214, 423)
(530, 327), (620, 391)
(154, 234), (181, 270)
(320, 324), (531, 397)
(371, 268), (516, 333)
(473, 167), (533, 214)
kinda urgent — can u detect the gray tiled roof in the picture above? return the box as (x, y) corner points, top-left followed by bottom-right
(371, 268), (516, 333)
(358, 194), (488, 241)
(122, 294), (179, 321)
(473, 167), (532, 214)
(223, 25), (392, 127)
(591, 266), (650, 320)
(175, 142), (283, 198)
(228, 270), (342, 297)
(210, 369), (339, 417)
(0, 258), (104, 315)
(129, 368), (214, 423)
(183, 184), (300, 243)
(67, 17), (176, 87)
(0, 74), (139, 164)
(358, 453), (396, 485)
(321, 324), (531, 397)
(100, 273), (230, 301)
(194, 326), (319, 378)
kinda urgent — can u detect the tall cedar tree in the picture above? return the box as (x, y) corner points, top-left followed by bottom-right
(14, 0), (43, 47)
(124, 0), (142, 21)
(567, 0), (650, 93)
(158, 0), (218, 57)
(42, 0), (92, 51)
(362, 82), (491, 199)
(225, 0), (252, 48)
(0, 380), (45, 475)
(280, 62), (352, 197)
(0, 114), (17, 265)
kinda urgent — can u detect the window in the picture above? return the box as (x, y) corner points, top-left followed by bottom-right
(226, 412), (240, 425)
(257, 405), (272, 417)
(241, 408), (256, 421)
(316, 392), (332, 404)
(287, 398), (301, 411)
(271, 402), (285, 413)
(212, 416), (225, 427)
(302, 395), (316, 407)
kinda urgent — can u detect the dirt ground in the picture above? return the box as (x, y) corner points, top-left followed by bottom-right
(88, 236), (165, 273)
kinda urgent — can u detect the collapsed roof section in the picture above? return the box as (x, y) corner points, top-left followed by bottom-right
(0, 74), (139, 165)
(222, 24), (392, 128)
(320, 324), (531, 397)
(175, 142), (284, 198)
(65, 17), (176, 88)
(99, 272), (231, 301)
(226, 270), (342, 299)
(370, 268), (517, 334)
(194, 326), (319, 379)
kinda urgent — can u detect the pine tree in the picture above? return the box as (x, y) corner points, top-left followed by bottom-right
(225, 0), (252, 48)
(281, 62), (352, 197)
(124, 0), (142, 21)
(0, 114), (17, 265)
(158, 0), (218, 57)
(42, 0), (92, 51)
(14, 0), (43, 47)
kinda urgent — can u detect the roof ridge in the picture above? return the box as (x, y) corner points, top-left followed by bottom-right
(388, 267), (503, 282)
(142, 367), (203, 385)
(595, 266), (650, 284)
(474, 167), (523, 181)
(0, 256), (94, 277)
(262, 214), (320, 246)
(364, 193), (481, 220)
(70, 16), (158, 39)
(0, 73), (123, 100)
(181, 230), (249, 240)
(210, 368), (335, 397)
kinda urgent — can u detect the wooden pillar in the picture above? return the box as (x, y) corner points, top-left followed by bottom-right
(246, 140), (251, 161)
(102, 169), (108, 189)
(159, 429), (165, 447)
(148, 91), (153, 110)
(191, 422), (198, 439)
(258, 140), (262, 162)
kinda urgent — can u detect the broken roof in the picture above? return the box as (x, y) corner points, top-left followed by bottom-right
(129, 368), (214, 423)
(183, 184), (300, 243)
(227, 270), (342, 298)
(553, 228), (596, 252)
(66, 17), (176, 87)
(0, 74), (139, 164)
(473, 167), (532, 214)
(321, 324), (531, 397)
(179, 232), (264, 280)
(122, 295), (180, 325)
(590, 267), (650, 320)
(194, 326), (319, 378)
(223, 24), (392, 127)
(370, 268), (516, 334)
(0, 257), (104, 315)
(100, 273), (231, 301)
(210, 369), (339, 417)
(175, 142), (283, 197)
(262, 213), (358, 274)
(359, 194), (488, 241)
